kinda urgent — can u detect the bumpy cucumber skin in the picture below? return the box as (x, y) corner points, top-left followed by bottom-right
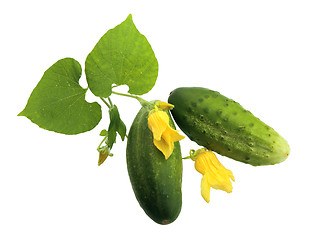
(168, 87), (290, 166)
(126, 106), (182, 225)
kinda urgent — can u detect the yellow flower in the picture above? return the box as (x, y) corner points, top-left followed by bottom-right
(192, 149), (235, 203)
(148, 105), (184, 159)
(156, 101), (174, 110)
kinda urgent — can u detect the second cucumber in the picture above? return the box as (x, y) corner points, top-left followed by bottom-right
(168, 87), (290, 166)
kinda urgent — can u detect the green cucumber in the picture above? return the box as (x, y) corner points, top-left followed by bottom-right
(168, 87), (290, 166)
(126, 105), (182, 224)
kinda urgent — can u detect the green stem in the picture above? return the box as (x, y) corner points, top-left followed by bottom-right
(111, 91), (140, 100)
(182, 156), (192, 160)
(97, 136), (107, 151)
(100, 97), (111, 109)
(108, 97), (113, 107)
(111, 91), (152, 108)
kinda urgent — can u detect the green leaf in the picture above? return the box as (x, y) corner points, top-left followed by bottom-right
(99, 129), (108, 136)
(117, 118), (127, 141)
(19, 58), (102, 135)
(85, 14), (158, 98)
(107, 105), (127, 147)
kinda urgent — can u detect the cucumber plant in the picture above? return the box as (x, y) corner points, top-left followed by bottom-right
(19, 14), (290, 224)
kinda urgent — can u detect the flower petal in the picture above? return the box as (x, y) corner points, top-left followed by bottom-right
(201, 173), (211, 203)
(148, 110), (168, 140)
(206, 170), (233, 193)
(153, 138), (171, 159)
(161, 127), (184, 154)
(194, 151), (210, 175)
(164, 127), (185, 142)
(157, 101), (174, 110)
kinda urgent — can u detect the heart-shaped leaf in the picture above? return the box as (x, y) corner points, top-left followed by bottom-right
(19, 58), (102, 135)
(85, 14), (158, 98)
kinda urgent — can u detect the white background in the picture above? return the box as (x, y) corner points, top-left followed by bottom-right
(1, 0), (311, 239)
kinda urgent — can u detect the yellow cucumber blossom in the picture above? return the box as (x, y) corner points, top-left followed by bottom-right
(148, 103), (184, 159)
(191, 148), (235, 203)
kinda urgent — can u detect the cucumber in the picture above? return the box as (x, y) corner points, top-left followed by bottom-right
(126, 105), (182, 224)
(168, 87), (290, 166)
